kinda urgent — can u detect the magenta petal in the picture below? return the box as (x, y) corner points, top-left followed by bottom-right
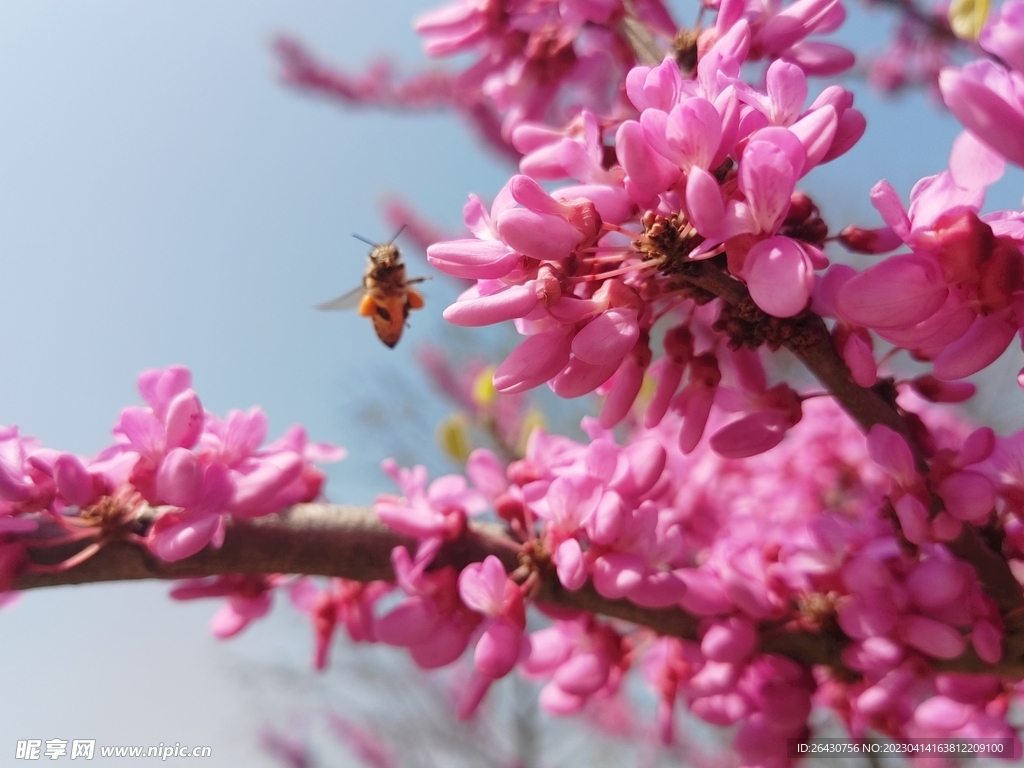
(950, 130), (1005, 189)
(940, 61), (1024, 168)
(914, 696), (973, 731)
(553, 184), (632, 224)
(156, 448), (203, 507)
(760, 0), (842, 50)
(867, 425), (918, 484)
(644, 360), (684, 428)
(116, 407), (166, 457)
(842, 332), (877, 387)
(508, 174), (568, 216)
(690, 693), (749, 726)
(981, 2), (1024, 72)
(738, 130), (802, 231)
(496, 208), (583, 261)
(625, 59), (683, 112)
(0, 457), (34, 503)
(554, 538), (587, 590)
(789, 105), (837, 173)
(784, 41), (855, 76)
(665, 98), (722, 171)
(837, 594), (897, 639)
(906, 559), (967, 609)
(611, 439), (666, 497)
(709, 411), (789, 458)
(209, 605), (249, 639)
(765, 60), (808, 125)
(151, 514), (220, 561)
(598, 355), (646, 428)
(938, 470), (995, 522)
(822, 107), (866, 162)
(678, 569), (733, 614)
(443, 284), (539, 327)
(165, 389), (203, 450)
(138, 365), (192, 415)
(900, 615), (967, 659)
(744, 236), (813, 317)
(493, 331), (572, 393)
(224, 409), (267, 460)
(554, 652), (609, 696)
(686, 167), (726, 237)
(932, 314), (1017, 380)
(701, 617), (757, 662)
(960, 426), (995, 465)
(376, 596), (441, 646)
(869, 180), (911, 237)
(53, 454), (96, 507)
(677, 382), (716, 454)
(520, 138), (591, 180)
(0, 517), (38, 534)
(587, 490), (625, 545)
(972, 621), (1003, 664)
(465, 449), (506, 498)
(571, 308), (639, 365)
(591, 552), (645, 598)
(230, 453), (302, 516)
(524, 628), (572, 674)
(628, 571), (687, 608)
(539, 682), (586, 715)
(836, 254), (948, 329)
(549, 356), (619, 398)
(474, 617), (522, 679)
(458, 555), (507, 616)
(427, 239), (520, 279)
(894, 494), (930, 544)
(615, 120), (679, 204)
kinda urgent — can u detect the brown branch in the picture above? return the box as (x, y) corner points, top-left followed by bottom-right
(13, 503), (1024, 678)
(672, 259), (911, 439)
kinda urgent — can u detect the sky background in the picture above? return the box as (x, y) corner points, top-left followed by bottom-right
(0, 1), (1022, 766)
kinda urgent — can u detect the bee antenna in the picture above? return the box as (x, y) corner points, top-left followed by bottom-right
(352, 233), (377, 247)
(387, 224), (408, 245)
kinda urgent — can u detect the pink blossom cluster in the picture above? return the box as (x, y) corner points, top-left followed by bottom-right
(423, 17), (868, 456)
(942, 1), (1024, 169)
(413, 0), (679, 137)
(815, 0), (1024, 389)
(359, 395), (1023, 761)
(827, 134), (1024, 384)
(0, 366), (343, 592)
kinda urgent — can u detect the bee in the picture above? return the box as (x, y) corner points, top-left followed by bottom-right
(316, 229), (426, 348)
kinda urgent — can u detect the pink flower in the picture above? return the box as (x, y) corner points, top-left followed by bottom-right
(980, 1), (1024, 74)
(170, 575), (285, 639)
(375, 460), (487, 540)
(290, 577), (389, 670)
(940, 60), (1024, 168)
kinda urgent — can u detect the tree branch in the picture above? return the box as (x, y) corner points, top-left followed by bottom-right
(13, 503), (1024, 678)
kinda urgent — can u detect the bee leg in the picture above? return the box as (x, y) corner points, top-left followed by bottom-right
(407, 289), (425, 310)
(406, 277), (431, 285)
(358, 293), (377, 317)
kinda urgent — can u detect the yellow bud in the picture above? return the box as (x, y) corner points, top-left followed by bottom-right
(949, 0), (989, 40)
(437, 414), (472, 464)
(472, 366), (497, 408)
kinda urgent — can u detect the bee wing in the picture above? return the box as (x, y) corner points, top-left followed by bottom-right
(315, 286), (364, 312)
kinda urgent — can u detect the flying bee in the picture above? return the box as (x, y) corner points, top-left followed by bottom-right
(316, 229), (426, 348)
